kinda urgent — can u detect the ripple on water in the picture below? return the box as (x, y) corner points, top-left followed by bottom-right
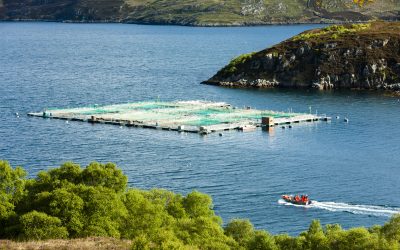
(1, 22), (399, 235)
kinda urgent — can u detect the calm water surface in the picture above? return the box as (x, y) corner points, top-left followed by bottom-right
(1, 22), (400, 235)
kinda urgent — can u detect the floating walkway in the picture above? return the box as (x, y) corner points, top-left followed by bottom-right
(28, 101), (330, 134)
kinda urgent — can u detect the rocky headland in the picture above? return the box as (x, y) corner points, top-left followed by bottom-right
(203, 21), (400, 91)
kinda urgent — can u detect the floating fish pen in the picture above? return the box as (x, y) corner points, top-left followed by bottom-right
(27, 101), (330, 134)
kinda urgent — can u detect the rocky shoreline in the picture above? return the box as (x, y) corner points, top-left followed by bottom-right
(0, 18), (369, 27)
(203, 22), (400, 91)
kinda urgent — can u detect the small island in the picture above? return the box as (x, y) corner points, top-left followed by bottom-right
(203, 21), (400, 91)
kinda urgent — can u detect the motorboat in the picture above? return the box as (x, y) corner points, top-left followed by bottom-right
(281, 194), (311, 205)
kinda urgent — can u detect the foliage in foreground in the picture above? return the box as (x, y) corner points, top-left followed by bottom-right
(1, 160), (400, 249)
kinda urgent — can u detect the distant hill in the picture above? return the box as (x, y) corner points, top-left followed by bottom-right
(1, 0), (399, 26)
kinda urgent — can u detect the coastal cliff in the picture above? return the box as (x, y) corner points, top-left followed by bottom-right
(203, 22), (400, 91)
(1, 0), (399, 26)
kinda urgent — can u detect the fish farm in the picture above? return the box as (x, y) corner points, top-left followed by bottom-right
(28, 100), (330, 134)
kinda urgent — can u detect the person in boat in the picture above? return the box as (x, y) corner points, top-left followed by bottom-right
(294, 195), (300, 202)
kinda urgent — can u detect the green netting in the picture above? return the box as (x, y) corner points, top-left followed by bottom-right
(133, 103), (178, 110)
(43, 101), (306, 128)
(239, 112), (295, 119)
(79, 109), (119, 115)
(193, 108), (233, 116)
(185, 118), (224, 126)
(45, 101), (176, 114)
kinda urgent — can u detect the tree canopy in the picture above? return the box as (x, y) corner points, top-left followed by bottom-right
(0, 160), (399, 250)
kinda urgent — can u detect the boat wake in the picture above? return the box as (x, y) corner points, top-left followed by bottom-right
(278, 199), (400, 217)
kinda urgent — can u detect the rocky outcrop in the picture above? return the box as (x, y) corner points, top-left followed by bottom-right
(203, 22), (400, 91)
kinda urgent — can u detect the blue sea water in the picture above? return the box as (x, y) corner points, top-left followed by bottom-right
(1, 22), (400, 235)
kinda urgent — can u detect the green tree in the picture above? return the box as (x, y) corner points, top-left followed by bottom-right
(337, 227), (377, 250)
(48, 162), (82, 185)
(0, 161), (26, 220)
(176, 217), (235, 249)
(381, 215), (400, 243)
(48, 188), (85, 237)
(303, 220), (329, 250)
(131, 231), (189, 250)
(121, 189), (172, 239)
(324, 224), (345, 249)
(247, 230), (278, 250)
(131, 234), (151, 250)
(77, 185), (127, 238)
(4, 159), (400, 250)
(224, 219), (254, 247)
(274, 234), (303, 250)
(81, 162), (127, 193)
(166, 194), (186, 219)
(19, 211), (68, 240)
(0, 161), (26, 238)
(25, 162), (81, 196)
(183, 190), (214, 218)
(145, 189), (187, 219)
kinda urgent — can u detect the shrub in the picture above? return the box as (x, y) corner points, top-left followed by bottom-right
(183, 190), (214, 218)
(274, 234), (303, 250)
(19, 211), (68, 240)
(293, 23), (371, 41)
(225, 219), (254, 246)
(0, 161), (26, 220)
(381, 215), (400, 242)
(248, 230), (278, 250)
(222, 52), (256, 74)
(81, 162), (127, 192)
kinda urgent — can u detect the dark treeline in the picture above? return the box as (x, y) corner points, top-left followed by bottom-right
(1, 160), (399, 249)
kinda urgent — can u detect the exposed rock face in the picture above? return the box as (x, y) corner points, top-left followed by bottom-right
(203, 22), (400, 91)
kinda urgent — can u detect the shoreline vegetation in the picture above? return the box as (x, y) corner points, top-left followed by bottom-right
(1, 160), (400, 249)
(1, 0), (399, 27)
(0, 19), (375, 27)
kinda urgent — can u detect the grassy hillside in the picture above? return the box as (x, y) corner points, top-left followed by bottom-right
(122, 0), (246, 25)
(1, 0), (400, 25)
